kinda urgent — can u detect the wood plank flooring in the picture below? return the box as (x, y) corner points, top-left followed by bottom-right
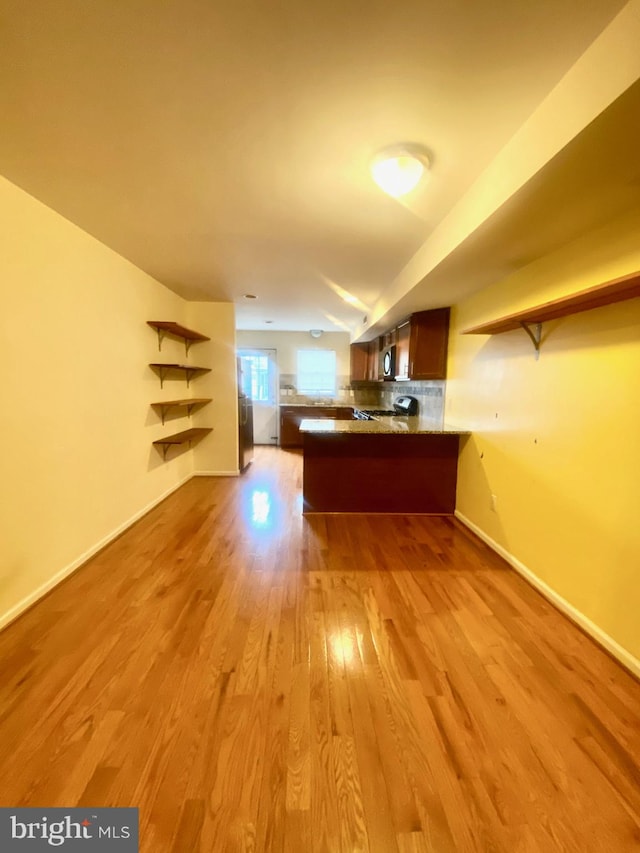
(0, 446), (639, 851)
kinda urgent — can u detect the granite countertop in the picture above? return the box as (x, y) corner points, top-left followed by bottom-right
(299, 416), (470, 435)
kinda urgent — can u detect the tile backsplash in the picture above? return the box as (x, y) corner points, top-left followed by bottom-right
(379, 381), (445, 421)
(278, 374), (445, 422)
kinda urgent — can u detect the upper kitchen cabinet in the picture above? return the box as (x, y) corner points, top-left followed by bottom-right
(395, 308), (450, 380)
(350, 342), (368, 381)
(395, 321), (410, 379)
(368, 339), (381, 380)
(350, 339), (380, 381)
(351, 307), (450, 382)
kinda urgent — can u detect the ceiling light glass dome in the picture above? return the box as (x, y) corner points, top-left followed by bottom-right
(371, 145), (430, 197)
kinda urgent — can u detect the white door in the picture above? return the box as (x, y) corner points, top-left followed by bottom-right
(238, 349), (278, 445)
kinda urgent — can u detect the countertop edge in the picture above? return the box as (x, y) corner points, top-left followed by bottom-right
(299, 417), (470, 436)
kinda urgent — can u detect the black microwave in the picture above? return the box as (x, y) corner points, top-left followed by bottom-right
(382, 344), (396, 379)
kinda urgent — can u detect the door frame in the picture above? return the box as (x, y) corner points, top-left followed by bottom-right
(237, 348), (279, 445)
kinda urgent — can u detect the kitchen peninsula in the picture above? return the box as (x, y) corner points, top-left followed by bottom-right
(300, 417), (469, 514)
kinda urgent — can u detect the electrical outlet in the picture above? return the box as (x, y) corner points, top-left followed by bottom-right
(491, 494), (498, 512)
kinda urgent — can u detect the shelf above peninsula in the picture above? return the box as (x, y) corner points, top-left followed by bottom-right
(462, 270), (640, 355)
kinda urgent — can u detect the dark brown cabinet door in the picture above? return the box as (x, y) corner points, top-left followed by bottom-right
(367, 339), (380, 381)
(335, 407), (355, 419)
(395, 321), (410, 379)
(408, 308), (450, 379)
(279, 406), (352, 448)
(279, 409), (301, 448)
(350, 343), (369, 381)
(350, 339), (381, 381)
(351, 310), (449, 382)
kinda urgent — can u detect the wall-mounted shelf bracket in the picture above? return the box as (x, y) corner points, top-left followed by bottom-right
(461, 271), (640, 357)
(519, 322), (542, 359)
(154, 328), (168, 352)
(153, 427), (212, 460)
(147, 321), (210, 356)
(156, 365), (169, 388)
(152, 328), (194, 356)
(149, 364), (211, 388)
(151, 398), (212, 424)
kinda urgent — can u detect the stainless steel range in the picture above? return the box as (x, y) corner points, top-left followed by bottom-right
(353, 395), (419, 421)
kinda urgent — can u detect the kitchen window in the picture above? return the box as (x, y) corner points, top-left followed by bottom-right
(296, 349), (337, 396)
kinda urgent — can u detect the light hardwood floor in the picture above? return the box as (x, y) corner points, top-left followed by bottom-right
(0, 446), (639, 852)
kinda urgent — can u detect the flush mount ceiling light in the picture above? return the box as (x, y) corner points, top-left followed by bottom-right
(370, 145), (430, 198)
(243, 293), (257, 299)
(310, 329), (323, 338)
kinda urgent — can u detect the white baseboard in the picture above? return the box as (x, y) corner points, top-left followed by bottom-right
(193, 470), (239, 477)
(0, 474), (193, 633)
(455, 511), (640, 680)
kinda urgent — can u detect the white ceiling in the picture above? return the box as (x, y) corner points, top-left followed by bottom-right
(0, 0), (637, 335)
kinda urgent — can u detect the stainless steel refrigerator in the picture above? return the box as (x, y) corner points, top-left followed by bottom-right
(238, 392), (254, 472)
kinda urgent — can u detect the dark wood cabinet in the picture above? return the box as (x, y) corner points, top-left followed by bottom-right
(280, 408), (303, 447)
(351, 309), (449, 383)
(302, 432), (460, 513)
(395, 320), (410, 379)
(350, 339), (381, 381)
(394, 308), (450, 380)
(410, 308), (450, 379)
(368, 339), (381, 381)
(380, 328), (397, 348)
(350, 343), (369, 381)
(280, 406), (353, 448)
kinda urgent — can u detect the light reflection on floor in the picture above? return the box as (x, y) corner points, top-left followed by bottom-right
(238, 452), (304, 539)
(250, 489), (271, 527)
(241, 481), (281, 534)
(330, 631), (356, 669)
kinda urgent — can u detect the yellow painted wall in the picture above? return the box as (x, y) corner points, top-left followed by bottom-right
(446, 208), (640, 662)
(187, 302), (239, 475)
(0, 176), (237, 626)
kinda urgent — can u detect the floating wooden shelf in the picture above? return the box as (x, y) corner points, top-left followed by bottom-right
(147, 321), (210, 355)
(462, 271), (640, 356)
(149, 363), (211, 388)
(150, 398), (212, 425)
(152, 427), (213, 460)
